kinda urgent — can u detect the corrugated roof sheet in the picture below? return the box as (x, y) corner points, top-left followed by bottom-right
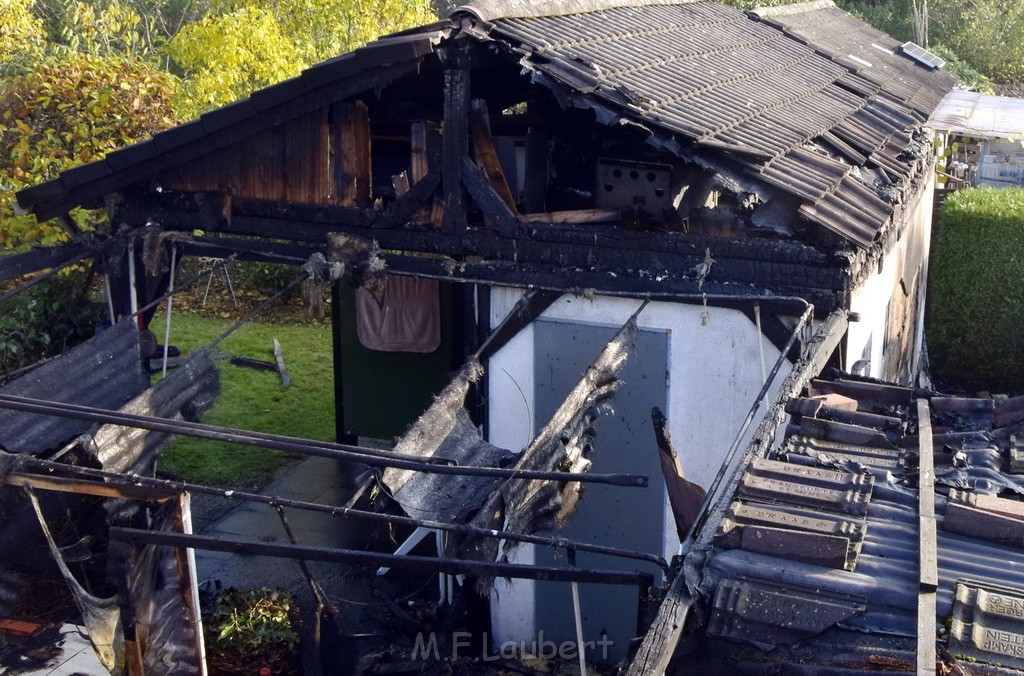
(480, 0), (955, 248)
(0, 321), (147, 455)
(929, 90), (1024, 139)
(688, 376), (1024, 672)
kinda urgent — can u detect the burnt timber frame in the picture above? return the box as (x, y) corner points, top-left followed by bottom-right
(116, 190), (845, 316)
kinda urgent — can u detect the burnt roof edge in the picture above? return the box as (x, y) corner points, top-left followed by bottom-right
(449, 0), (696, 23)
(749, 0), (836, 19)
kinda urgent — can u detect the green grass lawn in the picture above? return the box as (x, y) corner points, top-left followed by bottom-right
(157, 311), (334, 488)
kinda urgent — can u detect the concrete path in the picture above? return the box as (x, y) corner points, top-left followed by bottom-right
(193, 456), (366, 592)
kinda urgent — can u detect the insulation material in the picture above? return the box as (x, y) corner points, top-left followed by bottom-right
(387, 409), (513, 522)
(0, 321), (147, 455)
(459, 314), (638, 566)
(356, 276), (441, 353)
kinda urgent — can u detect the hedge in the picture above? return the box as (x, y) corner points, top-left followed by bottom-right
(927, 187), (1024, 390)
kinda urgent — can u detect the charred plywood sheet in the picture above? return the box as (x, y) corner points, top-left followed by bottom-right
(0, 321), (147, 455)
(950, 580), (1024, 670)
(707, 577), (866, 650)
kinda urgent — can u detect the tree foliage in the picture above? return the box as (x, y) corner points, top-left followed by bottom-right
(930, 0), (1024, 84)
(166, 0), (434, 116)
(0, 0), (47, 74)
(927, 187), (1024, 391)
(0, 53), (178, 248)
(165, 4), (302, 117)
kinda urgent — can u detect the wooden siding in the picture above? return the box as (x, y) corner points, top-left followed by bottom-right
(159, 109), (333, 205)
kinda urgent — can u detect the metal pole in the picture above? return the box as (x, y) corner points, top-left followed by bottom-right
(754, 302), (767, 383)
(0, 395), (649, 488)
(103, 273), (116, 325)
(127, 240), (139, 327)
(108, 528), (652, 587)
(568, 549), (588, 676)
(15, 458), (669, 574)
(161, 246), (177, 377)
(684, 303), (815, 541)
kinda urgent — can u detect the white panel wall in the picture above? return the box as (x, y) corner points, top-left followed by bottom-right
(486, 288), (791, 650)
(847, 182), (934, 381)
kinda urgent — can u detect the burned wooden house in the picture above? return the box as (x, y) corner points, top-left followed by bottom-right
(3, 0), (961, 670)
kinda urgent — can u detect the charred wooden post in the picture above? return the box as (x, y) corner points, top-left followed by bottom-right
(331, 279), (358, 445)
(523, 127), (550, 213)
(329, 101), (371, 445)
(440, 39), (471, 233)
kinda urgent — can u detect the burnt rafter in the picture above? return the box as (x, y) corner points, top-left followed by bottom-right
(370, 167), (441, 229)
(461, 157), (521, 236)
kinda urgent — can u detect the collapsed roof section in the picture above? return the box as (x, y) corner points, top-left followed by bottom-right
(464, 0), (954, 247)
(632, 372), (1024, 673)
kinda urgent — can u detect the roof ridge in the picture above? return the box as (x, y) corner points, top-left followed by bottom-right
(449, 0), (699, 23)
(749, 0), (836, 19)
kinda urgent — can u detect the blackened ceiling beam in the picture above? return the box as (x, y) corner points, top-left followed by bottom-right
(0, 240), (103, 284)
(462, 157), (520, 237)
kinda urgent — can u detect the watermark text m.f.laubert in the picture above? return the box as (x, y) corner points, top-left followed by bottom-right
(413, 631), (613, 662)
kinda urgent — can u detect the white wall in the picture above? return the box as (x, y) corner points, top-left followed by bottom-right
(485, 288), (791, 652)
(847, 181), (934, 382)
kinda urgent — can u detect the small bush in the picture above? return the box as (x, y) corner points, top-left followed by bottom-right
(0, 271), (103, 377)
(205, 588), (299, 675)
(927, 187), (1024, 390)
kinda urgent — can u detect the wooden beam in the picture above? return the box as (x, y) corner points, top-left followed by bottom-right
(521, 209), (621, 224)
(411, 122), (444, 227)
(462, 158), (520, 236)
(0, 241), (96, 283)
(469, 99), (517, 212)
(332, 101), (372, 208)
(917, 397), (937, 674)
(441, 41), (471, 233)
(476, 288), (562, 362)
(4, 473), (177, 502)
(371, 168), (440, 230)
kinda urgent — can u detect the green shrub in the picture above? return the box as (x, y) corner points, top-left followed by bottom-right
(0, 272), (103, 377)
(928, 187), (1024, 390)
(205, 589), (299, 675)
